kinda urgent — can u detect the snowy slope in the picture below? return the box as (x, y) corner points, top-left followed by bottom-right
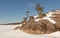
(34, 10), (60, 24)
(34, 12), (56, 24)
(0, 25), (60, 38)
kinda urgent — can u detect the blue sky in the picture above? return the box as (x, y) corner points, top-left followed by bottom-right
(0, 0), (60, 24)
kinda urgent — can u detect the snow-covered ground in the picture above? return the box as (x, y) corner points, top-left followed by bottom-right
(0, 25), (60, 38)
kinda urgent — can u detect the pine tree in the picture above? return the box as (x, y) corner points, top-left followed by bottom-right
(22, 11), (30, 23)
(35, 3), (45, 18)
(26, 11), (30, 18)
(35, 3), (43, 14)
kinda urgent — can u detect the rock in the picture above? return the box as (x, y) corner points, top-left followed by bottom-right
(39, 20), (56, 33)
(51, 13), (60, 31)
(14, 10), (60, 34)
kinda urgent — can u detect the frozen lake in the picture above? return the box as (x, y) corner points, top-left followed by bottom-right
(0, 25), (60, 38)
